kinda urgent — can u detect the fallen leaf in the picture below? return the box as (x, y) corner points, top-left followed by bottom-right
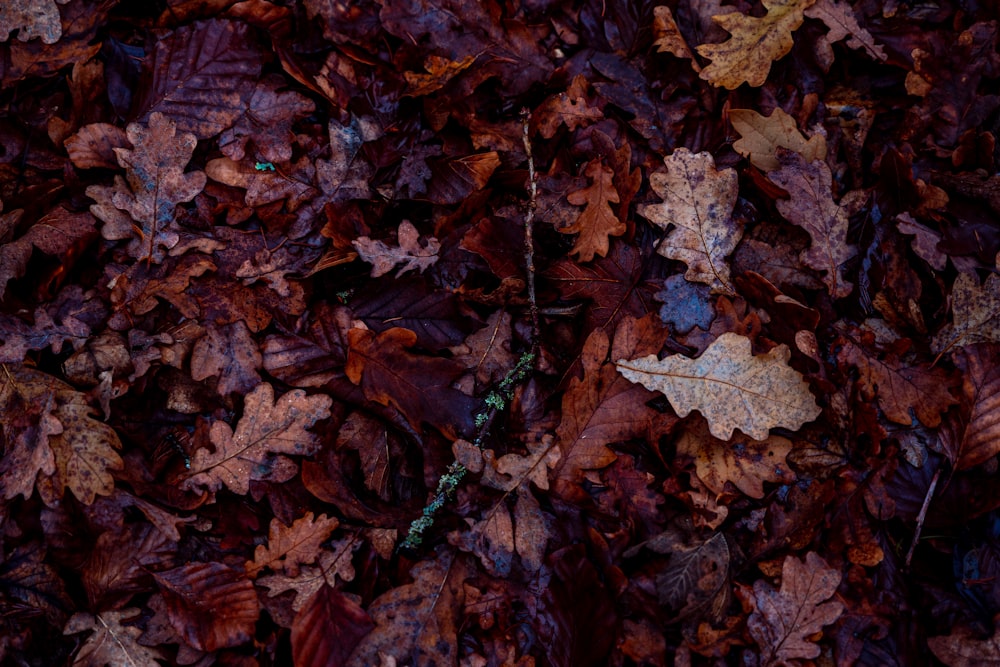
(352, 220), (441, 278)
(0, 206), (98, 300)
(938, 344), (1000, 470)
(932, 260), (1000, 355)
(729, 107), (827, 172)
(653, 6), (700, 69)
(0, 0), (70, 44)
(64, 123), (130, 170)
(64, 609), (166, 666)
(695, 0), (814, 89)
(746, 552), (844, 666)
(804, 0), (887, 61)
(219, 74), (315, 163)
(182, 382), (332, 495)
(404, 54), (477, 96)
(292, 585), (375, 667)
(190, 321), (262, 397)
(82, 523), (175, 610)
(928, 623), (1000, 667)
(639, 148), (741, 294)
(153, 562), (260, 652)
(769, 150), (862, 298)
(87, 112), (207, 264)
(535, 74), (605, 139)
(427, 152), (501, 205)
(246, 512), (340, 578)
(677, 419), (796, 498)
(616, 332), (821, 440)
(561, 160), (625, 262)
(258, 536), (363, 611)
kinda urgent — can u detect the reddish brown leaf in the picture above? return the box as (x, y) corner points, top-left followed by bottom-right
(190, 321), (262, 397)
(345, 327), (477, 439)
(246, 512), (340, 578)
(939, 344), (1000, 470)
(427, 152), (501, 205)
(64, 122), (130, 170)
(0, 206), (98, 300)
(561, 160), (625, 262)
(153, 562), (260, 652)
(534, 75), (604, 139)
(219, 74), (315, 163)
(292, 585), (375, 667)
(82, 523), (175, 609)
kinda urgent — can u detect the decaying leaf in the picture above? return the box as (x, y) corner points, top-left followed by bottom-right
(805, 0), (887, 62)
(292, 585), (374, 667)
(653, 6), (699, 69)
(640, 148), (741, 294)
(696, 0), (815, 89)
(769, 150), (862, 298)
(64, 609), (166, 667)
(182, 382), (332, 495)
(677, 419), (796, 498)
(932, 260), (1000, 355)
(246, 512), (340, 578)
(352, 220), (441, 278)
(258, 536), (363, 611)
(534, 74), (605, 139)
(616, 332), (821, 440)
(746, 552), (844, 665)
(219, 74), (316, 163)
(939, 344), (1000, 470)
(561, 160), (625, 262)
(729, 108), (827, 172)
(87, 112), (206, 264)
(0, 0), (70, 45)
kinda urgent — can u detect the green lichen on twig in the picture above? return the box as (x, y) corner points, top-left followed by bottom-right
(400, 110), (541, 555)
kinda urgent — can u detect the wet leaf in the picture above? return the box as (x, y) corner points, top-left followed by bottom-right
(617, 332), (821, 440)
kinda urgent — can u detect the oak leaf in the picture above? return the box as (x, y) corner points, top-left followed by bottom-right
(0, 206), (98, 300)
(258, 535), (363, 611)
(653, 6), (699, 69)
(678, 419), (796, 498)
(747, 552), (844, 665)
(639, 148), (740, 294)
(769, 150), (862, 298)
(0, 365), (123, 505)
(182, 382), (332, 495)
(729, 108), (827, 172)
(695, 0), (814, 89)
(616, 332), (821, 440)
(246, 512), (340, 578)
(804, 0), (887, 61)
(64, 609), (166, 667)
(347, 548), (471, 666)
(535, 74), (605, 139)
(450, 491), (553, 576)
(932, 261), (1000, 355)
(219, 74), (315, 164)
(0, 0), (70, 45)
(87, 112), (206, 264)
(0, 543), (71, 627)
(153, 562), (260, 652)
(190, 321), (262, 397)
(352, 220), (441, 278)
(928, 623), (1000, 667)
(835, 335), (958, 427)
(205, 155), (317, 210)
(450, 309), (516, 391)
(561, 160), (625, 262)
(404, 54), (477, 96)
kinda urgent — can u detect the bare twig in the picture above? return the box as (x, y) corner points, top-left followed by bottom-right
(906, 464), (941, 568)
(520, 108), (540, 352)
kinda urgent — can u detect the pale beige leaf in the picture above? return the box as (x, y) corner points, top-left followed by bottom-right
(0, 0), (70, 44)
(768, 151), (859, 298)
(747, 552), (844, 665)
(616, 332), (821, 440)
(653, 6), (700, 69)
(639, 148), (740, 294)
(729, 108), (827, 172)
(695, 0), (814, 89)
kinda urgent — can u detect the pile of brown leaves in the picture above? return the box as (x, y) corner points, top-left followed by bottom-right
(1, 0), (1000, 665)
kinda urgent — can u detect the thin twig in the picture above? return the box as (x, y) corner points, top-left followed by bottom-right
(520, 108), (540, 352)
(906, 464), (941, 568)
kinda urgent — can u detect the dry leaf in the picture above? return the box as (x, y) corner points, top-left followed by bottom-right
(932, 260), (1000, 355)
(404, 54), (477, 96)
(804, 0), (887, 61)
(182, 382), (332, 495)
(747, 552), (844, 665)
(677, 419), (796, 498)
(64, 609), (166, 666)
(928, 623), (1000, 667)
(653, 6), (699, 69)
(87, 112), (206, 264)
(561, 160), (625, 262)
(939, 344), (1000, 470)
(639, 148), (741, 294)
(535, 74), (605, 139)
(0, 0), (70, 44)
(258, 536), (363, 611)
(246, 512), (340, 578)
(352, 220), (441, 278)
(769, 150), (861, 298)
(219, 74), (315, 163)
(616, 332), (821, 440)
(695, 0), (815, 89)
(729, 108), (827, 172)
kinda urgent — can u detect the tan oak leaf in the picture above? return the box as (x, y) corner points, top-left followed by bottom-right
(616, 332), (820, 440)
(729, 108), (827, 172)
(246, 512), (340, 578)
(933, 259), (1000, 356)
(805, 0), (887, 61)
(695, 0), (815, 89)
(561, 160), (625, 262)
(352, 220), (441, 278)
(639, 148), (741, 294)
